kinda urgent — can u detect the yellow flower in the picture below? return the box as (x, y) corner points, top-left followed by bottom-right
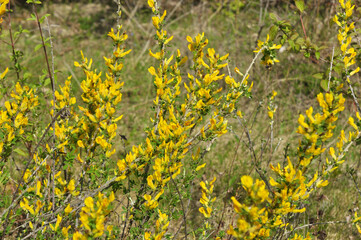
(84, 197), (94, 210)
(199, 207), (212, 218)
(147, 175), (157, 190)
(67, 179), (75, 193)
(96, 136), (109, 149)
(196, 163), (206, 171)
(0, 0), (8, 16)
(316, 180), (329, 188)
(36, 181), (43, 198)
(50, 214), (62, 231)
(149, 49), (161, 60)
(348, 117), (358, 131)
(241, 175), (253, 189)
(23, 169), (31, 183)
(62, 226), (71, 238)
(64, 204), (73, 215)
(0, 67), (8, 79)
(77, 140), (85, 148)
(73, 231), (85, 240)
(357, 224), (361, 234)
(152, 16), (160, 29)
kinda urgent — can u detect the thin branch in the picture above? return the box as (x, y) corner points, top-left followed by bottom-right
(241, 46), (265, 85)
(347, 80), (361, 114)
(33, 4), (55, 93)
(44, 15), (57, 214)
(327, 47), (335, 91)
(202, 0), (227, 29)
(300, 14), (308, 39)
(284, 220), (347, 237)
(349, 171), (361, 199)
(237, 116), (274, 197)
(121, 179), (131, 239)
(170, 176), (187, 240)
(259, 0), (263, 26)
(7, 1), (20, 80)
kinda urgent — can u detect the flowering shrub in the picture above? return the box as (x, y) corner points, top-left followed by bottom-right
(0, 0), (361, 239)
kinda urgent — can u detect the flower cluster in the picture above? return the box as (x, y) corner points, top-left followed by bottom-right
(296, 92), (345, 166)
(254, 34), (282, 67)
(228, 1), (361, 239)
(0, 0), (8, 24)
(113, 0), (257, 237)
(228, 176), (271, 239)
(198, 177), (217, 236)
(74, 50), (124, 159)
(199, 177), (217, 219)
(229, 82), (348, 240)
(144, 209), (169, 240)
(333, 0), (359, 81)
(72, 192), (115, 239)
(0, 80), (39, 169)
(267, 90), (277, 120)
(6, 9), (132, 239)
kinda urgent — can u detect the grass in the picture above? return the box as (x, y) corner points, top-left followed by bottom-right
(1, 0), (361, 238)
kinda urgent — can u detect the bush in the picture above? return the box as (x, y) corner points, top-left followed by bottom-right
(1, 0), (361, 239)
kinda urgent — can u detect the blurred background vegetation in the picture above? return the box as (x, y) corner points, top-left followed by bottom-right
(2, 0), (361, 238)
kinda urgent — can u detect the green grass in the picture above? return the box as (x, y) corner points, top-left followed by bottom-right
(1, 1), (361, 238)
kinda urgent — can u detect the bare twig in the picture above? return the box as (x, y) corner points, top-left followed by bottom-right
(241, 46), (265, 85)
(259, 0), (263, 26)
(202, 0), (228, 29)
(44, 15), (57, 215)
(170, 176), (187, 240)
(117, 3), (149, 35)
(121, 179), (131, 239)
(33, 5), (55, 93)
(327, 47), (335, 91)
(7, 1), (20, 81)
(300, 14), (308, 39)
(237, 116), (274, 197)
(347, 80), (361, 114)
(349, 171), (361, 199)
(284, 220), (347, 237)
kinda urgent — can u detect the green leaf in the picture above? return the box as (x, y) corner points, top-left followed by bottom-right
(295, 38), (305, 45)
(0, 169), (9, 184)
(26, 0), (42, 4)
(313, 73), (323, 79)
(295, 0), (305, 13)
(43, 78), (51, 86)
(34, 44), (42, 52)
(14, 148), (27, 157)
(288, 39), (295, 49)
(290, 33), (299, 41)
(269, 12), (278, 22)
(320, 80), (328, 91)
(23, 72), (32, 80)
(315, 51), (320, 60)
(27, 14), (36, 21)
(269, 25), (278, 41)
(39, 14), (50, 24)
(295, 44), (300, 52)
